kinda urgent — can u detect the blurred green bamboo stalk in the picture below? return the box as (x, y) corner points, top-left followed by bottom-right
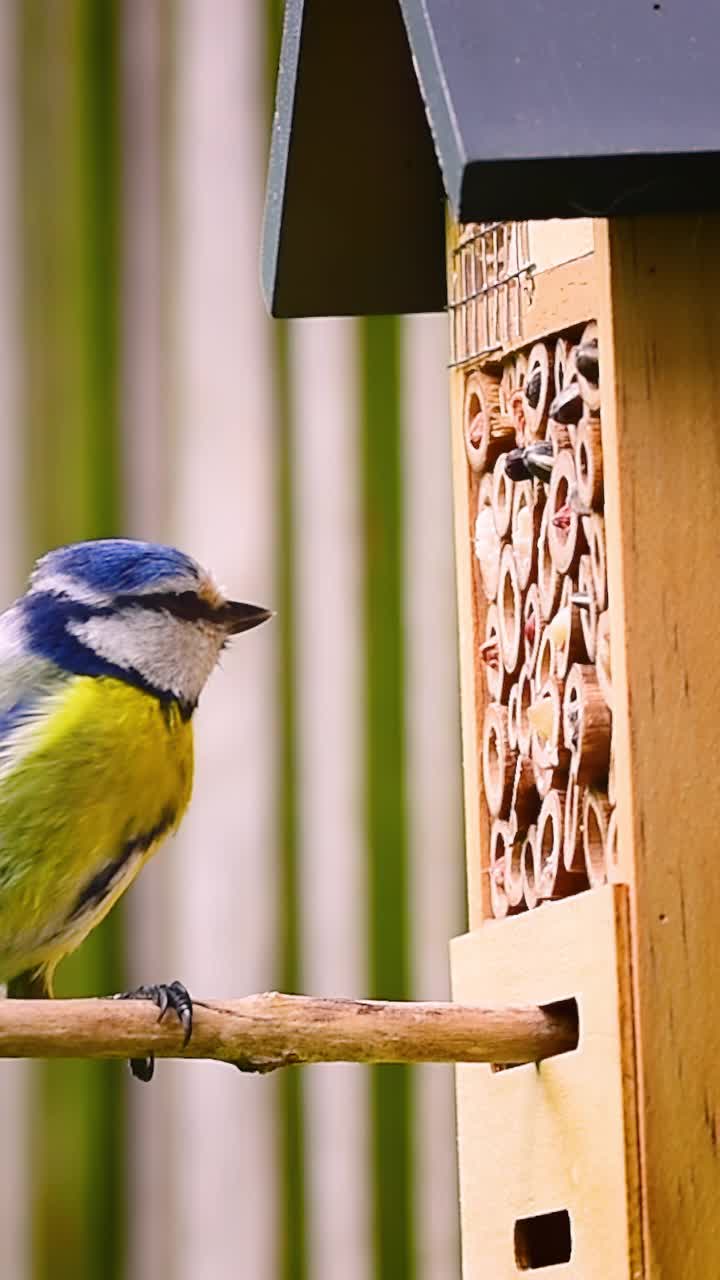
(19, 3), (125, 1277)
(361, 316), (416, 1280)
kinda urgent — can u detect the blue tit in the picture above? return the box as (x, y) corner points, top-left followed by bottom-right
(0, 538), (271, 1077)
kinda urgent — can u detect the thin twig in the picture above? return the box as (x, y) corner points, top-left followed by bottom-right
(0, 993), (578, 1072)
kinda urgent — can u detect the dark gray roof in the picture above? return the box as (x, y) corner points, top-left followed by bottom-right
(262, 0), (720, 318)
(261, 0), (446, 319)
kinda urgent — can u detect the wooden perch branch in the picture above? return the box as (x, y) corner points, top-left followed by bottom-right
(0, 994), (578, 1072)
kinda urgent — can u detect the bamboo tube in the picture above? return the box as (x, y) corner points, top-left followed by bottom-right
(522, 584), (542, 676)
(563, 664), (612, 783)
(511, 480), (542, 591)
(563, 780), (586, 876)
(508, 387), (528, 447)
(498, 543), (523, 675)
(582, 512), (607, 611)
(505, 823), (526, 910)
(510, 753), (541, 830)
(536, 789), (563, 898)
(523, 342), (553, 442)
(574, 415), (604, 510)
(576, 320), (600, 414)
(489, 818), (513, 919)
(535, 626), (556, 689)
(515, 668), (534, 756)
(536, 789), (583, 899)
(551, 577), (588, 680)
(491, 452), (513, 538)
(537, 504), (562, 620)
(595, 610), (612, 710)
(482, 702), (518, 818)
(577, 554), (598, 661)
(528, 689), (555, 751)
(507, 682), (519, 752)
(522, 827), (539, 910)
(474, 474), (502, 600)
(553, 336), (575, 396)
(547, 448), (586, 575)
(463, 369), (513, 472)
(548, 418), (572, 455)
(531, 676), (570, 778)
(583, 788), (612, 887)
(480, 603), (511, 703)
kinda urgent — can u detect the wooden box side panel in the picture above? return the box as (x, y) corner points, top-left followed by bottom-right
(596, 215), (720, 1278)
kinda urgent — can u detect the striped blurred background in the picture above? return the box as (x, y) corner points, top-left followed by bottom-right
(0, 3), (464, 1277)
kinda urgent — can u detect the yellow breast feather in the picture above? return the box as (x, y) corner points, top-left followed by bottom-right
(0, 675), (193, 985)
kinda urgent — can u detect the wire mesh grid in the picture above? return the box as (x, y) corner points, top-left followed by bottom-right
(448, 222), (534, 366)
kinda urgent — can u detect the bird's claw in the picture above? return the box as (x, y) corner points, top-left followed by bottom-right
(115, 980), (194, 1082)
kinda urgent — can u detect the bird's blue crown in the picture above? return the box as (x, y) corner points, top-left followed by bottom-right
(31, 539), (202, 598)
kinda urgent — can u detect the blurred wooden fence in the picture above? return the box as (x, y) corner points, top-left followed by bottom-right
(0, 3), (463, 1277)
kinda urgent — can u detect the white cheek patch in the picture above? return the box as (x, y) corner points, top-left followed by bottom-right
(68, 610), (225, 704)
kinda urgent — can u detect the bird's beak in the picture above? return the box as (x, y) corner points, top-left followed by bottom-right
(222, 601), (274, 634)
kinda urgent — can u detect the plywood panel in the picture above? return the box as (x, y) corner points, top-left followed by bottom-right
(451, 887), (641, 1279)
(596, 215), (720, 1279)
(516, 253), (598, 358)
(528, 219), (595, 273)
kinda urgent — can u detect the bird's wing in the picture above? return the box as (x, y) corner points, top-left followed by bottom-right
(0, 605), (74, 774)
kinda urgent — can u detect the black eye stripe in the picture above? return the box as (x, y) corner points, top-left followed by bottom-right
(115, 591), (225, 624)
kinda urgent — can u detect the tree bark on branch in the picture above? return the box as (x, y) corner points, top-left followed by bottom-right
(0, 993), (578, 1072)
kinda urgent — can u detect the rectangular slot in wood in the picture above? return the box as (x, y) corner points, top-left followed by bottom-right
(514, 1209), (572, 1270)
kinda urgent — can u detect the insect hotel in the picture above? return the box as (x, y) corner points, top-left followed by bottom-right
(263, 2), (720, 1275)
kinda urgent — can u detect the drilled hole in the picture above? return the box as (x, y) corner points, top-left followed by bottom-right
(502, 568), (517, 647)
(522, 834), (538, 908)
(519, 676), (532, 736)
(493, 997), (579, 1074)
(578, 438), (590, 486)
(467, 393), (482, 448)
(564, 682), (581, 748)
(552, 474), (570, 543)
(490, 824), (505, 877)
(536, 632), (554, 688)
(515, 1209), (572, 1269)
(509, 831), (523, 888)
(523, 592), (540, 667)
(486, 724), (501, 794)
